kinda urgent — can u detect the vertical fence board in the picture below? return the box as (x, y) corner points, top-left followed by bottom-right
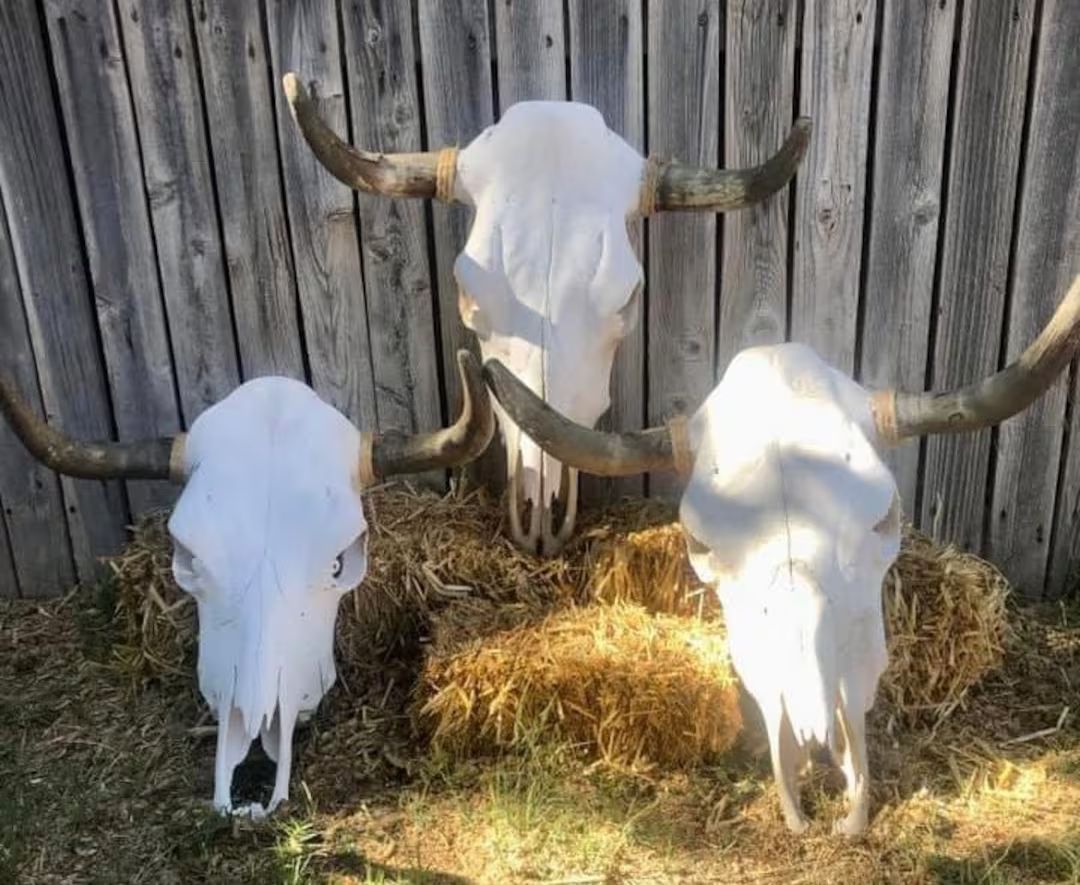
(920, 1), (1035, 551)
(0, 499), (17, 598)
(791, 0), (875, 376)
(267, 0), (377, 427)
(341, 0), (442, 466)
(44, 0), (182, 516)
(718, 0), (796, 375)
(417, 0), (497, 484)
(567, 0), (645, 505)
(494, 0), (565, 107)
(995, 0), (1080, 599)
(859, 0), (955, 515)
(191, 0), (306, 382)
(0, 197), (75, 597)
(646, 0), (720, 500)
(0, 0), (127, 583)
(118, 0), (240, 422)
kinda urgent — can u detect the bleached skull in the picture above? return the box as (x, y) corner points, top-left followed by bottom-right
(0, 352), (492, 817)
(679, 344), (900, 835)
(481, 272), (1080, 833)
(282, 74), (810, 554)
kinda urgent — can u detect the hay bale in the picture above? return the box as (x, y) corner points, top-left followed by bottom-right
(415, 603), (742, 768)
(102, 486), (1011, 750)
(106, 510), (195, 684)
(880, 526), (1010, 720)
(584, 523), (719, 618)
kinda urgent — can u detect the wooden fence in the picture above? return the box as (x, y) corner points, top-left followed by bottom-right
(0, 0), (1077, 599)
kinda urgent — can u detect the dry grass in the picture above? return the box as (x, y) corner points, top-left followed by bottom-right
(1, 482), (1076, 884)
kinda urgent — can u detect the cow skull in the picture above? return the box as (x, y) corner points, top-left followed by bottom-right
(0, 351), (492, 817)
(483, 274), (1080, 833)
(282, 73), (810, 554)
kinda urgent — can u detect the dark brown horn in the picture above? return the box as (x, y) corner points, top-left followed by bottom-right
(482, 359), (676, 476)
(371, 350), (494, 477)
(651, 117), (812, 213)
(0, 375), (183, 481)
(282, 72), (448, 200)
(873, 274), (1080, 441)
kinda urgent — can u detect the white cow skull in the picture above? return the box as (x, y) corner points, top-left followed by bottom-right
(282, 74), (810, 554)
(483, 273), (1080, 833)
(0, 351), (492, 817)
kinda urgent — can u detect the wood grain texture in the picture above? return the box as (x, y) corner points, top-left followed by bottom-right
(44, 0), (181, 516)
(790, 0), (875, 376)
(341, 0), (442, 457)
(919, 1), (1035, 551)
(417, 0), (498, 483)
(646, 0), (720, 500)
(0, 195), (75, 597)
(267, 0), (377, 428)
(718, 0), (796, 374)
(0, 0), (127, 586)
(859, 0), (955, 516)
(191, 0), (306, 382)
(494, 0), (566, 108)
(568, 0), (644, 505)
(993, 0), (1080, 598)
(118, 0), (240, 423)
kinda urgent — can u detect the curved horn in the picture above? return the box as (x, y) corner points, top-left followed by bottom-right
(282, 72), (450, 200)
(0, 375), (183, 481)
(650, 117), (812, 213)
(370, 350), (494, 477)
(482, 360), (676, 476)
(873, 274), (1080, 442)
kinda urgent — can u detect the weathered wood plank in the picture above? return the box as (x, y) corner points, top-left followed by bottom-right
(44, 0), (182, 517)
(859, 0), (955, 516)
(790, 0), (876, 376)
(718, 0), (797, 373)
(0, 0), (127, 586)
(117, 0), (240, 422)
(191, 0), (306, 382)
(0, 496), (17, 598)
(494, 0), (565, 107)
(919, 1), (1035, 551)
(646, 0), (720, 500)
(340, 0), (442, 470)
(567, 0), (645, 505)
(991, 0), (1080, 598)
(266, 0), (377, 428)
(417, 0), (498, 482)
(0, 194), (75, 597)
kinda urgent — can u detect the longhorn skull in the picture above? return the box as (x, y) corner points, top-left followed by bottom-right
(483, 274), (1080, 834)
(0, 351), (492, 817)
(282, 73), (810, 554)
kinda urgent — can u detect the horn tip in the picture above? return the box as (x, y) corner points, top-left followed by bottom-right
(790, 117), (812, 148)
(282, 71), (303, 103)
(456, 349), (480, 373)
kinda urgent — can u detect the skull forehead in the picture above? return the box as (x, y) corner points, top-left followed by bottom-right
(458, 101), (645, 207)
(455, 101), (645, 321)
(168, 377), (366, 581)
(681, 343), (898, 579)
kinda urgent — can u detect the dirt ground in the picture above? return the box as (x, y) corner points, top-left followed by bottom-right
(1, 508), (1078, 884)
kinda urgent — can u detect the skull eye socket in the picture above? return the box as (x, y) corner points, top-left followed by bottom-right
(328, 530), (369, 590)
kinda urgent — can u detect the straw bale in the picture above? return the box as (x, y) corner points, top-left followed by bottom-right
(415, 603), (742, 768)
(106, 510), (195, 685)
(102, 485), (1011, 753)
(879, 526), (1010, 720)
